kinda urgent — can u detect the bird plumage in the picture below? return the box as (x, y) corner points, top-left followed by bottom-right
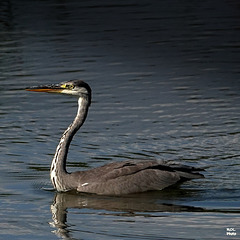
(71, 160), (204, 195)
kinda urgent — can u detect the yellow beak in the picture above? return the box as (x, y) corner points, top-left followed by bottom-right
(25, 84), (64, 93)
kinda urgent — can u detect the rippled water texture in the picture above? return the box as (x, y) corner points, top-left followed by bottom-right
(0, 0), (240, 239)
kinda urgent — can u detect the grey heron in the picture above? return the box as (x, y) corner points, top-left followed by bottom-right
(26, 80), (204, 195)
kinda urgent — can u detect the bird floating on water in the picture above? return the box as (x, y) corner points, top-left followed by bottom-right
(26, 80), (204, 195)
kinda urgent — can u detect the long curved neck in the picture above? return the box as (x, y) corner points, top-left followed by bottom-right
(50, 96), (89, 191)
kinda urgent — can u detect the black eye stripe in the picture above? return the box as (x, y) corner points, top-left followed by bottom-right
(66, 84), (74, 89)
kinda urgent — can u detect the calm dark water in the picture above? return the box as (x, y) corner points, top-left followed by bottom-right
(1, 0), (240, 239)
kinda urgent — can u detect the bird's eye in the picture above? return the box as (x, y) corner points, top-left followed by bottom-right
(66, 84), (74, 89)
(61, 83), (75, 90)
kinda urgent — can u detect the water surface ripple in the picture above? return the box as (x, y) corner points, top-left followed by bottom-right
(0, 0), (240, 239)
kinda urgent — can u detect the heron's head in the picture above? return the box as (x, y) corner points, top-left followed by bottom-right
(26, 80), (92, 104)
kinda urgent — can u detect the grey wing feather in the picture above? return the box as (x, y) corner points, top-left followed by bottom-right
(75, 160), (204, 195)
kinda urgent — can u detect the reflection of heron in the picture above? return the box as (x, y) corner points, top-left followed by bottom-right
(26, 80), (204, 195)
(50, 191), (205, 239)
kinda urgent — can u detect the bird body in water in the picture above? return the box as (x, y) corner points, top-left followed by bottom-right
(26, 80), (204, 195)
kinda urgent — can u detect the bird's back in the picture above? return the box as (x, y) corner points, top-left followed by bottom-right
(72, 160), (204, 195)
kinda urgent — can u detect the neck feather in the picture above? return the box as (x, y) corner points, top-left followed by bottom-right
(50, 96), (89, 191)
